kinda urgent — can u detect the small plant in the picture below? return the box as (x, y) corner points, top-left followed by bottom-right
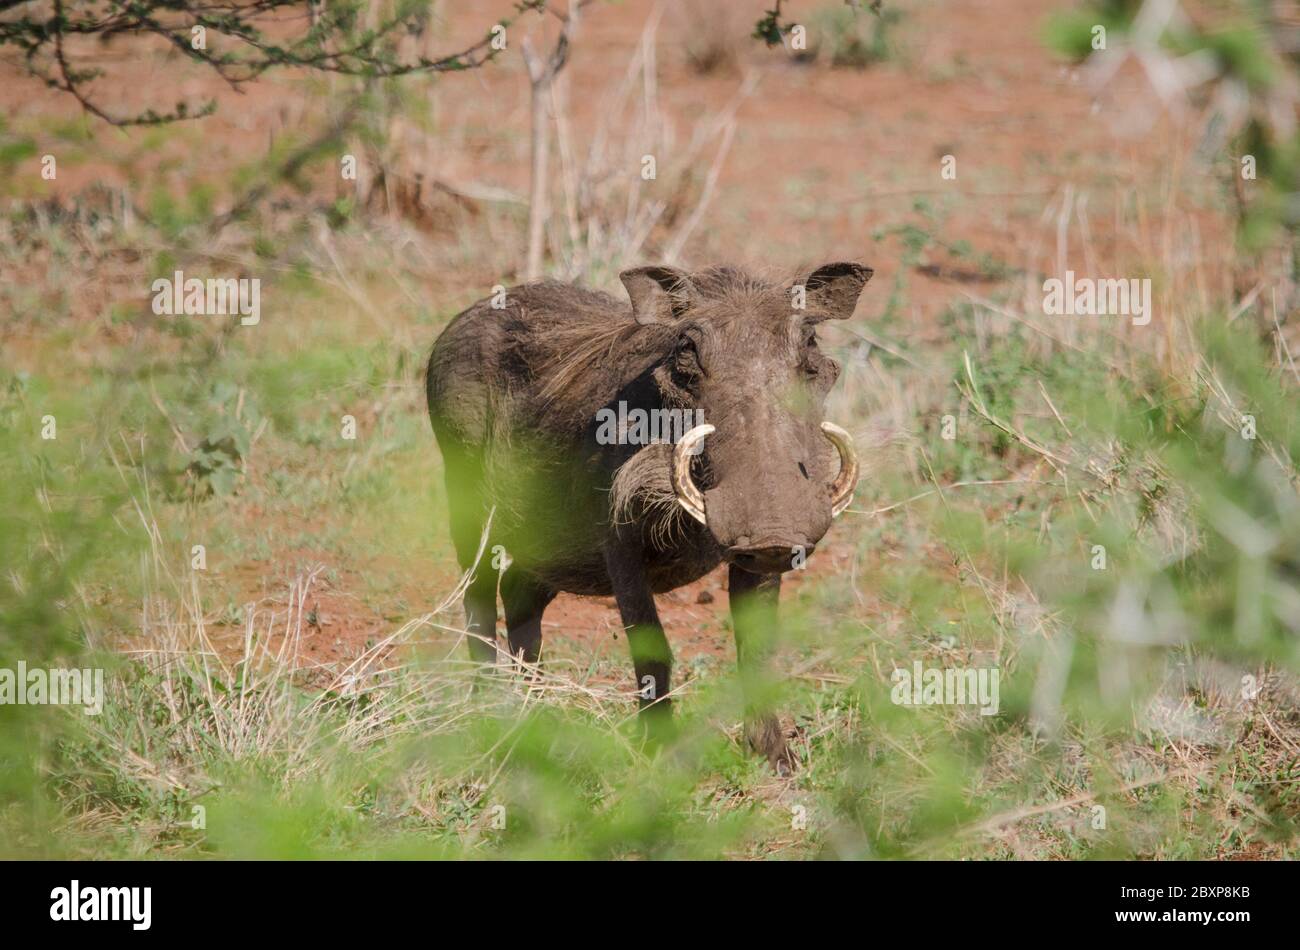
(806, 2), (901, 69)
(177, 382), (262, 500)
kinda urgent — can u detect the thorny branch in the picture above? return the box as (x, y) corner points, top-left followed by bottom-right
(1, 0), (547, 126)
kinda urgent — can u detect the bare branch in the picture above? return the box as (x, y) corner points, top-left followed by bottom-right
(522, 1), (583, 279)
(0, 0), (547, 125)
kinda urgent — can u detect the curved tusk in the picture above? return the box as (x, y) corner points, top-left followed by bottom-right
(822, 421), (859, 517)
(671, 423), (714, 525)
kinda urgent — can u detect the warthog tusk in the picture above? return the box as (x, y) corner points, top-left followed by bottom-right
(822, 421), (859, 517)
(672, 422), (857, 523)
(671, 423), (714, 525)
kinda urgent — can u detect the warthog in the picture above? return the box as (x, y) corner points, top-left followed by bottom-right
(426, 262), (870, 770)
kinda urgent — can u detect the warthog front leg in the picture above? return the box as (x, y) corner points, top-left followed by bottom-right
(463, 565), (500, 664)
(501, 565), (554, 666)
(604, 542), (674, 743)
(728, 566), (794, 774)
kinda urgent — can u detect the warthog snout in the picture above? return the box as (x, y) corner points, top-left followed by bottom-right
(670, 420), (860, 573)
(727, 540), (816, 574)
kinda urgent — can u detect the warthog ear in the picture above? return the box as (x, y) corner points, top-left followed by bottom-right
(799, 262), (873, 322)
(620, 265), (697, 325)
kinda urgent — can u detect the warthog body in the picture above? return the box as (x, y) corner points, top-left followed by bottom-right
(426, 263), (871, 770)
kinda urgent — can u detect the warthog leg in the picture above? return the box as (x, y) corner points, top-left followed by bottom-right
(444, 443), (499, 664)
(728, 566), (795, 775)
(502, 566), (555, 666)
(604, 542), (675, 743)
(463, 564), (500, 664)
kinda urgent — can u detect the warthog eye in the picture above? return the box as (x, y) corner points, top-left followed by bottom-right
(799, 328), (824, 377)
(674, 332), (702, 379)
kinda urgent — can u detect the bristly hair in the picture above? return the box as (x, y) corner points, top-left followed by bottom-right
(531, 267), (784, 420)
(687, 265), (774, 300)
(535, 318), (675, 414)
(610, 442), (692, 550)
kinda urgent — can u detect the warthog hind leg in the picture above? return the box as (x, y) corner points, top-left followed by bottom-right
(502, 565), (555, 666)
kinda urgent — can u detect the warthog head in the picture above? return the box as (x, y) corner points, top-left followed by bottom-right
(620, 262), (871, 574)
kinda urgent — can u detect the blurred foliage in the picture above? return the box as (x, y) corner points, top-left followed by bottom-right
(1045, 0), (1300, 250)
(805, 1), (901, 68)
(754, 0), (890, 65)
(0, 369), (135, 855)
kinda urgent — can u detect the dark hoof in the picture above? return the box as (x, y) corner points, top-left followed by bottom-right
(745, 716), (796, 775)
